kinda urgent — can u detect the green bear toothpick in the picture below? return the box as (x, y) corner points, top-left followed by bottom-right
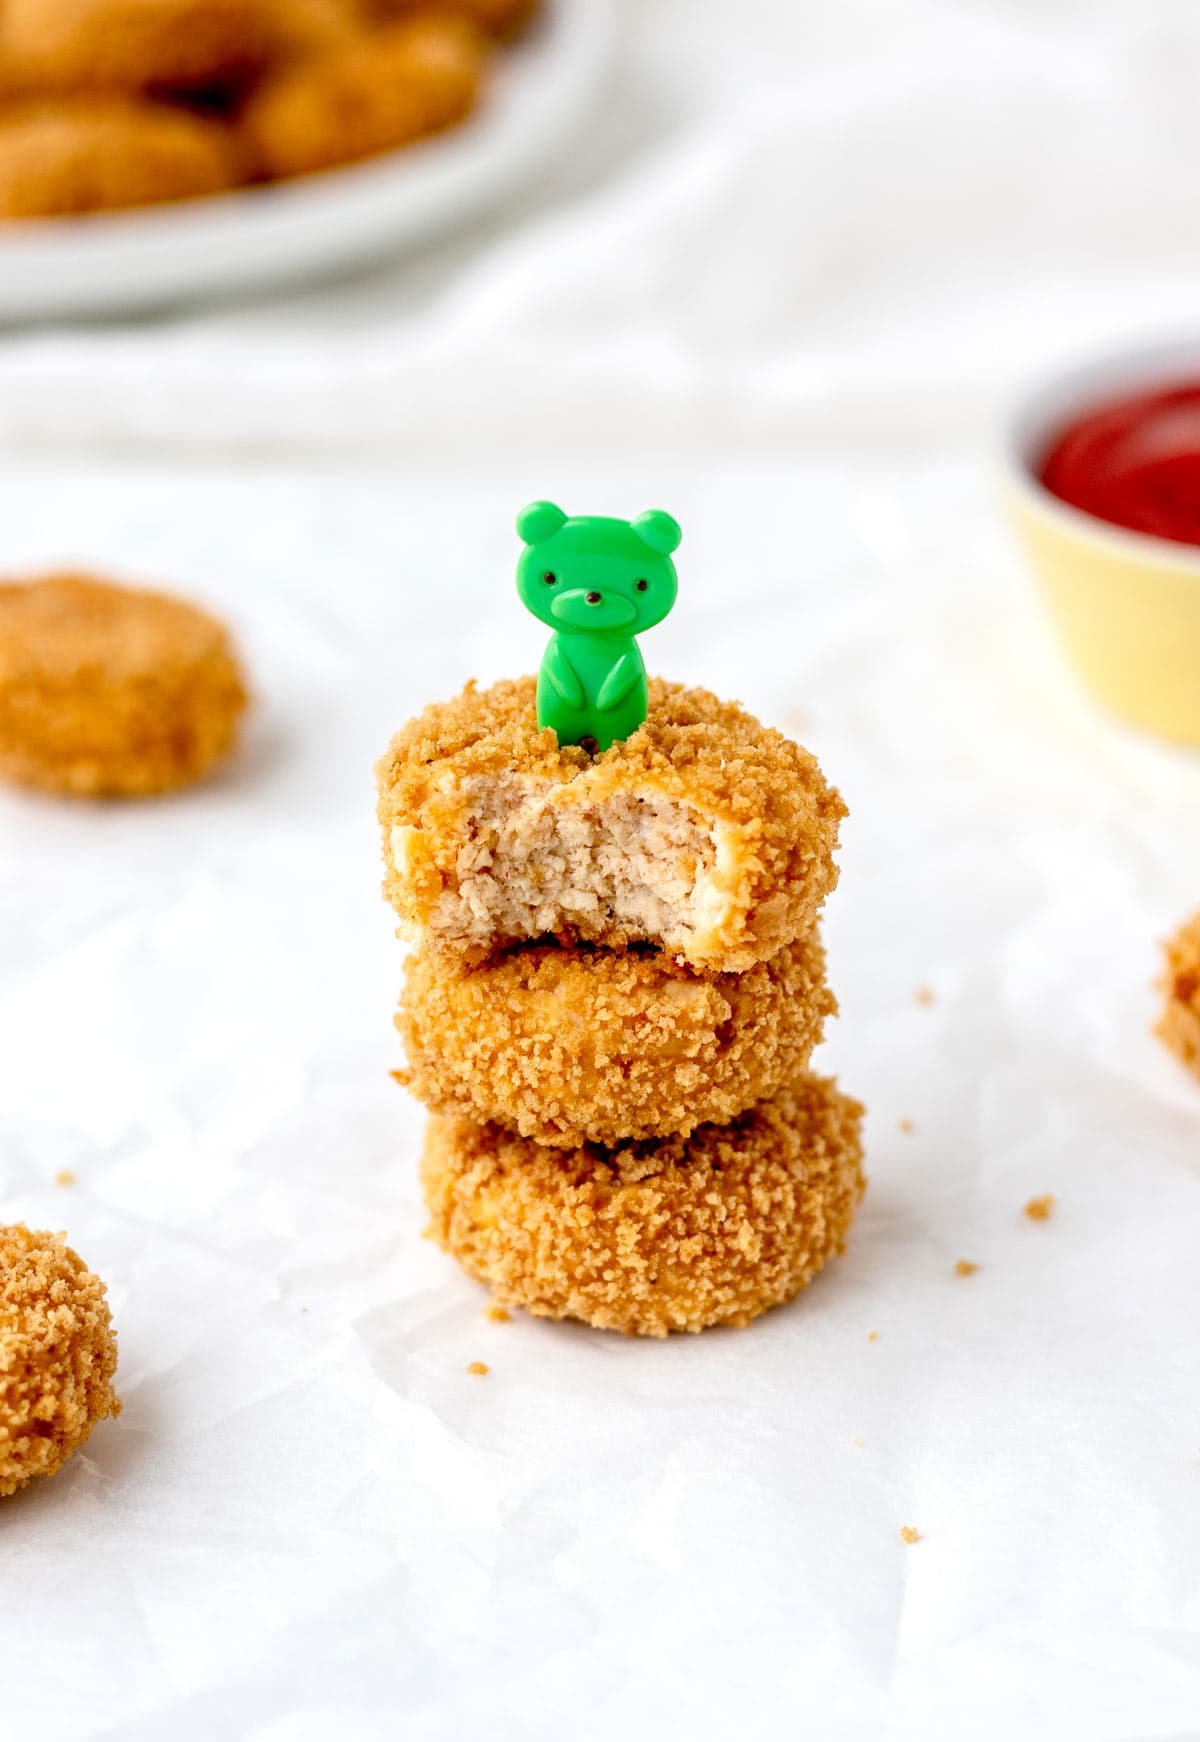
(516, 501), (681, 752)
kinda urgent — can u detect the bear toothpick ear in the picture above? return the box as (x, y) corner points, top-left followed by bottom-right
(632, 510), (682, 556)
(517, 500), (568, 545)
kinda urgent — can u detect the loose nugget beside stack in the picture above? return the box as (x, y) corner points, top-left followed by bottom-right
(377, 674), (865, 1335)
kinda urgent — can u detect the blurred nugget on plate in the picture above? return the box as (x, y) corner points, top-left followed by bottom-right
(0, 572), (249, 798)
(0, 0), (269, 94)
(0, 1224), (120, 1498)
(241, 13), (488, 180)
(0, 98), (243, 216)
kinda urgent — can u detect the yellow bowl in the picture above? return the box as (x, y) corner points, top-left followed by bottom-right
(1002, 342), (1200, 746)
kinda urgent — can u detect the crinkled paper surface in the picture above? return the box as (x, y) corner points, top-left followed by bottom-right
(2, 457), (1199, 1740)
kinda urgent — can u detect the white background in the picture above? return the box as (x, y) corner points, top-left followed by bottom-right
(3, 4), (1200, 1738)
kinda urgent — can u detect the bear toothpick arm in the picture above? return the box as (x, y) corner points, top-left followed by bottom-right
(515, 501), (682, 752)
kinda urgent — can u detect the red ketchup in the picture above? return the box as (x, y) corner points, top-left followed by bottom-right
(1039, 383), (1200, 546)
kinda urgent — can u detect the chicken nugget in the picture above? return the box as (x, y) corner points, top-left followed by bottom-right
(1156, 909), (1200, 1081)
(1, 1225), (120, 1497)
(398, 931), (835, 1147)
(240, 14), (486, 181)
(0, 99), (243, 216)
(0, 0), (267, 94)
(256, 0), (368, 67)
(377, 676), (846, 973)
(422, 1073), (866, 1336)
(369, 0), (539, 41)
(0, 572), (249, 797)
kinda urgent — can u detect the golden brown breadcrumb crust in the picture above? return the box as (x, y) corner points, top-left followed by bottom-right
(257, 0), (367, 66)
(369, 0), (539, 40)
(0, 0), (268, 94)
(421, 1074), (866, 1336)
(1157, 909), (1200, 1082)
(240, 14), (486, 181)
(397, 931), (836, 1147)
(0, 100), (243, 216)
(0, 572), (249, 797)
(377, 676), (846, 972)
(0, 1225), (119, 1497)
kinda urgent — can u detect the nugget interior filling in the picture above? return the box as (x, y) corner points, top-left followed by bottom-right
(395, 778), (728, 956)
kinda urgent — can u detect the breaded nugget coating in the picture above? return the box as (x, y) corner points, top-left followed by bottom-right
(0, 0), (267, 93)
(0, 572), (248, 797)
(258, 0), (367, 65)
(370, 0), (539, 41)
(240, 15), (486, 181)
(398, 932), (836, 1147)
(377, 676), (846, 973)
(0, 1225), (119, 1497)
(1157, 909), (1200, 1082)
(422, 1074), (866, 1336)
(0, 99), (243, 216)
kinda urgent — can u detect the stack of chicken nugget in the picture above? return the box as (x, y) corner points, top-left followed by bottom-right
(0, 0), (536, 219)
(376, 516), (865, 1337)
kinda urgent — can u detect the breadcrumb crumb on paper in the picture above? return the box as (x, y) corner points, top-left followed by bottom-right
(954, 1259), (979, 1277)
(898, 1117), (915, 1134)
(1024, 1195), (1055, 1222)
(466, 1361), (488, 1376)
(484, 1304), (509, 1323)
(900, 1526), (920, 1545)
(914, 986), (935, 1007)
(54, 1169), (76, 1188)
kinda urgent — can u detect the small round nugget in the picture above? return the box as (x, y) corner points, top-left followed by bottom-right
(1157, 909), (1200, 1081)
(421, 1074), (866, 1336)
(377, 676), (846, 973)
(0, 0), (268, 94)
(398, 932), (836, 1147)
(240, 15), (487, 181)
(0, 100), (243, 216)
(0, 572), (249, 797)
(0, 1225), (119, 1498)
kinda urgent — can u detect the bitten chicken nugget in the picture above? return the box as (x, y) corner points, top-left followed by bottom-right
(422, 1074), (866, 1336)
(0, 1225), (120, 1498)
(377, 676), (846, 973)
(0, 572), (249, 797)
(1156, 909), (1200, 1082)
(240, 14), (486, 181)
(0, 100), (243, 216)
(0, 0), (267, 94)
(398, 932), (836, 1147)
(370, 0), (539, 41)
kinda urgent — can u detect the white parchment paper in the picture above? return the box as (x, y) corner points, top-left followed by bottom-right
(2, 456), (1199, 1739)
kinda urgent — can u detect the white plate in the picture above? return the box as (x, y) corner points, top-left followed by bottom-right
(0, 0), (612, 323)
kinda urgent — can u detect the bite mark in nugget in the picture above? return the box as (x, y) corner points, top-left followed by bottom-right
(398, 933), (835, 1147)
(1157, 909), (1200, 1081)
(241, 15), (486, 181)
(377, 676), (846, 972)
(0, 572), (249, 797)
(0, 100), (243, 216)
(422, 1074), (866, 1336)
(0, 1225), (119, 1498)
